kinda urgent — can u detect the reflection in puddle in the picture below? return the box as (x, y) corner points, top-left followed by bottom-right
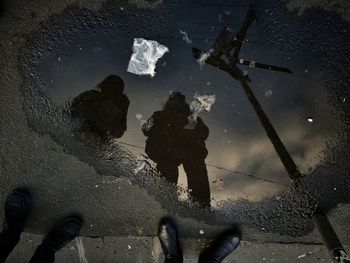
(142, 92), (211, 207)
(71, 75), (129, 139)
(24, 0), (341, 208)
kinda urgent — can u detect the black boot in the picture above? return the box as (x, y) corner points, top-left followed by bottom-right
(3, 189), (31, 231)
(29, 216), (83, 263)
(0, 189), (31, 263)
(41, 216), (83, 252)
(199, 231), (240, 263)
(158, 218), (183, 263)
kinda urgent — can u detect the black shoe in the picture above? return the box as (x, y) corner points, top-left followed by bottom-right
(3, 189), (31, 232)
(41, 216), (83, 252)
(199, 231), (240, 263)
(158, 218), (183, 263)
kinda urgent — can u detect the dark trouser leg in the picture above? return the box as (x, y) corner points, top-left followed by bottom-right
(156, 161), (179, 185)
(0, 227), (21, 263)
(29, 244), (55, 263)
(183, 158), (211, 207)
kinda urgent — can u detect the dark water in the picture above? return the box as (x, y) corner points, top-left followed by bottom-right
(22, 0), (347, 208)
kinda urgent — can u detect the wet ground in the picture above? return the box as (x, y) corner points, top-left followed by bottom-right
(0, 0), (350, 250)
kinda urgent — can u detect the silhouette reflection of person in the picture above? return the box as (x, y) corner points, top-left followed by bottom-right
(71, 75), (130, 139)
(142, 92), (211, 207)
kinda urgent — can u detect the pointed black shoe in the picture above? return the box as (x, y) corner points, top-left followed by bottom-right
(3, 189), (31, 232)
(41, 216), (83, 252)
(199, 231), (240, 263)
(158, 218), (183, 263)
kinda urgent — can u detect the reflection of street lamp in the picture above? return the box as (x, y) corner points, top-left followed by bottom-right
(314, 213), (350, 263)
(192, 47), (301, 180)
(192, 21), (349, 263)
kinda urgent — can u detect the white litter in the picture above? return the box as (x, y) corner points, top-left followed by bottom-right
(307, 117), (314, 123)
(136, 113), (143, 120)
(142, 117), (154, 132)
(224, 9), (232, 15)
(179, 30), (192, 44)
(127, 38), (169, 77)
(76, 237), (89, 263)
(265, 89), (273, 97)
(197, 51), (211, 69)
(185, 93), (216, 129)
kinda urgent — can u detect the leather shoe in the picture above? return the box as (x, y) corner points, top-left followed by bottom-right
(158, 218), (183, 263)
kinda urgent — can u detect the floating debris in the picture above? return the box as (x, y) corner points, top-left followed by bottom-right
(197, 51), (211, 69)
(127, 38), (169, 77)
(307, 117), (314, 123)
(142, 117), (154, 132)
(185, 93), (216, 129)
(265, 89), (273, 98)
(179, 30), (192, 44)
(136, 113), (143, 121)
(134, 160), (146, 175)
(212, 178), (224, 190)
(224, 9), (232, 16)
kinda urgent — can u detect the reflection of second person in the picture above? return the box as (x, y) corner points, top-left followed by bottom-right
(142, 92), (211, 207)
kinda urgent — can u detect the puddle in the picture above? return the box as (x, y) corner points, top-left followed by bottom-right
(19, 0), (347, 214)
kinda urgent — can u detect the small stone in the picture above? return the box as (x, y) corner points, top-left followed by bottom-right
(307, 117), (314, 123)
(199, 229), (205, 235)
(265, 89), (273, 98)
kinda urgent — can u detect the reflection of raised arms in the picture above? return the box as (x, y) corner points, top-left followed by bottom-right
(233, 5), (257, 59)
(210, 5), (257, 62)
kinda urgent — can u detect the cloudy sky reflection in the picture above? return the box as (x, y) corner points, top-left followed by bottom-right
(36, 1), (339, 205)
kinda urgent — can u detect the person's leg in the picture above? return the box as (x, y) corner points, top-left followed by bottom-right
(156, 159), (180, 185)
(183, 158), (211, 207)
(198, 231), (240, 263)
(158, 218), (183, 263)
(29, 216), (83, 263)
(0, 189), (31, 263)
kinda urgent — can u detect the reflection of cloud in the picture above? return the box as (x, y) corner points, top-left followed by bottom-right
(39, 20), (340, 206)
(117, 83), (335, 204)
